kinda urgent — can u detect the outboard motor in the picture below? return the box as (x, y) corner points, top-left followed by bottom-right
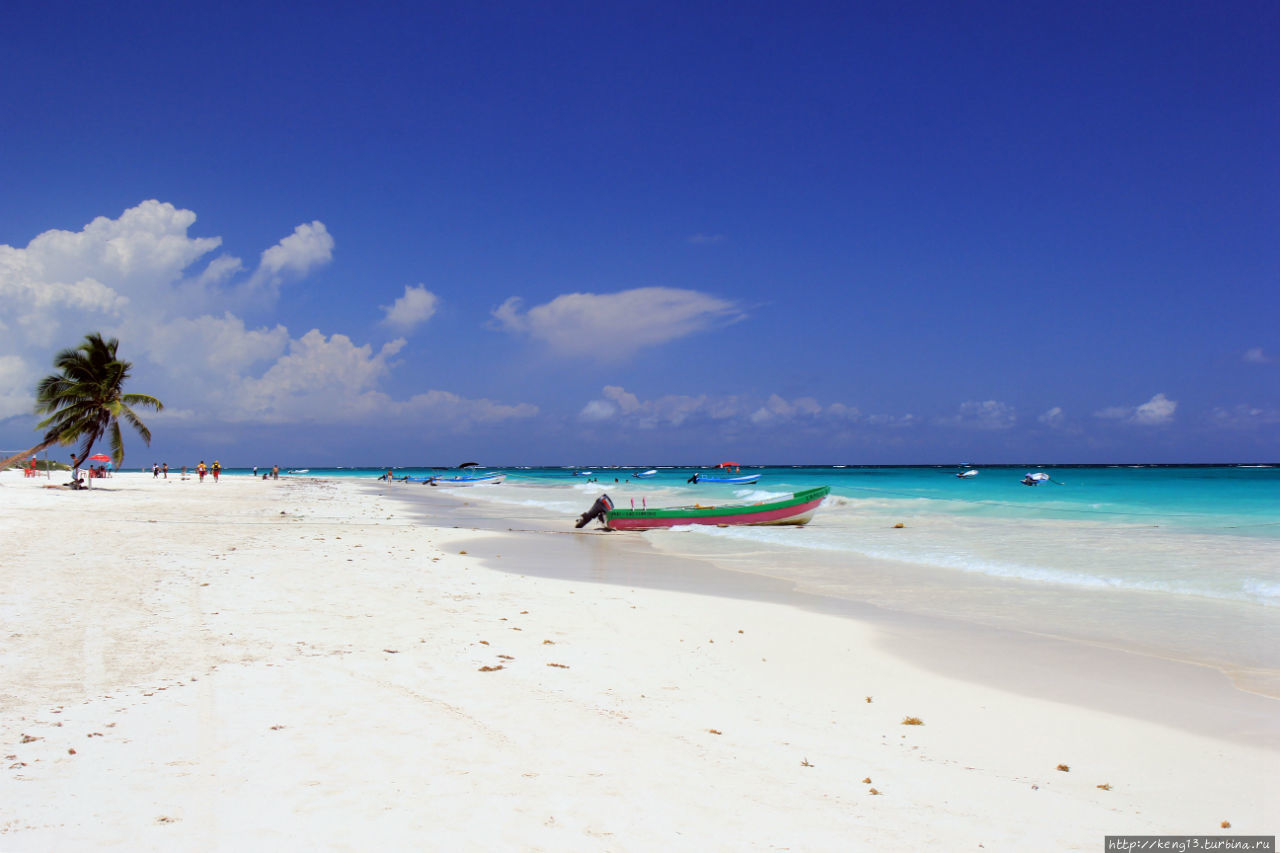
(575, 494), (614, 529)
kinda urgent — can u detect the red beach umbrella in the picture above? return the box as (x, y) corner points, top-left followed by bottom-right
(88, 454), (112, 462)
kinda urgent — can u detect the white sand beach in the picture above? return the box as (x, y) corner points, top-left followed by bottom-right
(0, 471), (1275, 850)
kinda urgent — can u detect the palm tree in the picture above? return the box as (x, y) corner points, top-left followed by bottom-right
(0, 333), (163, 474)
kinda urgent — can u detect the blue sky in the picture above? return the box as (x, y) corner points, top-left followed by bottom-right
(2, 1), (1276, 466)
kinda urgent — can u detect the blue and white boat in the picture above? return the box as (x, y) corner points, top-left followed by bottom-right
(403, 472), (507, 486)
(435, 472), (505, 486)
(689, 472), (761, 485)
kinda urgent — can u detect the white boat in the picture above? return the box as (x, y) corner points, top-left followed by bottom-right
(689, 472), (761, 484)
(426, 472), (506, 486)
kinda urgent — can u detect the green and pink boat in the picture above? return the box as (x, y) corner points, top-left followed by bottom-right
(576, 486), (830, 531)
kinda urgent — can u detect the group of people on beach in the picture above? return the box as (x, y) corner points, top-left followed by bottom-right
(66, 454), (110, 489)
(49, 457), (284, 488)
(60, 460), (288, 483)
(194, 461), (221, 482)
(148, 460), (235, 482)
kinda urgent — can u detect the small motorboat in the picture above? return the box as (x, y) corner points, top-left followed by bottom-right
(687, 472), (761, 485)
(407, 472), (506, 486)
(577, 487), (829, 531)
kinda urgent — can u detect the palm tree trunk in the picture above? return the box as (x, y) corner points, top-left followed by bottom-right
(71, 448), (94, 475)
(0, 438), (60, 472)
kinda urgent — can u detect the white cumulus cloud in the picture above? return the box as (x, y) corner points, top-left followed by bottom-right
(381, 284), (439, 331)
(579, 399), (617, 421)
(232, 331), (404, 422)
(580, 387), (868, 430)
(1095, 393), (1177, 426)
(750, 394), (825, 424)
(0, 355), (35, 420)
(242, 221), (334, 300)
(493, 287), (745, 358)
(0, 199), (223, 347)
(1132, 393), (1177, 425)
(1038, 406), (1066, 427)
(0, 202), (535, 433)
(143, 313), (291, 383)
(578, 385), (717, 428)
(938, 400), (1017, 430)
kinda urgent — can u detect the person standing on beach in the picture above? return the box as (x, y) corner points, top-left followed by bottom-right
(197, 460), (207, 482)
(271, 465), (279, 480)
(211, 460), (221, 482)
(162, 462), (168, 479)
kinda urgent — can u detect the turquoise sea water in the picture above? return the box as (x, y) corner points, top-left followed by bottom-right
(240, 463), (1279, 693)
(245, 464), (1279, 605)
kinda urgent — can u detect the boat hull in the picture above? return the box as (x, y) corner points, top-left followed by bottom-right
(693, 474), (760, 484)
(405, 473), (506, 486)
(437, 474), (505, 486)
(604, 487), (829, 531)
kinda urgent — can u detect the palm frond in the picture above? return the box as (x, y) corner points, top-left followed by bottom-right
(24, 333), (163, 474)
(108, 421), (125, 465)
(121, 393), (163, 411)
(117, 404), (153, 445)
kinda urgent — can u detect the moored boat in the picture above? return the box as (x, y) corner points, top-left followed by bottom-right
(687, 472), (761, 484)
(405, 472), (506, 486)
(436, 472), (505, 486)
(593, 486), (829, 531)
(689, 461), (760, 484)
